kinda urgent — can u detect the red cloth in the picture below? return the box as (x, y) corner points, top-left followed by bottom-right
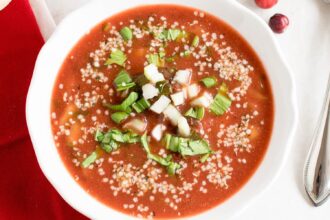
(0, 1), (86, 219)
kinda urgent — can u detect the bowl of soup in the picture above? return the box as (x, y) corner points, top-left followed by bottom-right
(26, 0), (297, 219)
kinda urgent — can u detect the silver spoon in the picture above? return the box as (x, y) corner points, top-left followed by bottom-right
(303, 0), (330, 207)
(304, 74), (330, 206)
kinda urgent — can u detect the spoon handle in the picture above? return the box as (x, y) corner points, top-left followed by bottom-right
(304, 76), (330, 206)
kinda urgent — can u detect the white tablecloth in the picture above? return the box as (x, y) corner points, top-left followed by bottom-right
(31, 0), (330, 219)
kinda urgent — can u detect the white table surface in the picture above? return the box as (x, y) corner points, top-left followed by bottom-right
(32, 0), (330, 219)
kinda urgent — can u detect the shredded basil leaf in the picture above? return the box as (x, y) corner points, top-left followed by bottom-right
(104, 92), (139, 113)
(167, 162), (181, 176)
(147, 53), (165, 67)
(114, 70), (132, 85)
(184, 107), (204, 120)
(116, 82), (136, 91)
(132, 98), (151, 113)
(81, 151), (97, 168)
(111, 112), (129, 124)
(191, 35), (200, 47)
(156, 29), (182, 41)
(210, 84), (231, 116)
(181, 139), (210, 156)
(200, 77), (217, 88)
(141, 133), (181, 175)
(95, 129), (139, 153)
(95, 130), (104, 142)
(141, 133), (151, 154)
(164, 134), (180, 152)
(120, 26), (133, 41)
(105, 49), (127, 66)
(164, 134), (212, 156)
(200, 153), (211, 163)
(114, 70), (136, 91)
(167, 29), (181, 41)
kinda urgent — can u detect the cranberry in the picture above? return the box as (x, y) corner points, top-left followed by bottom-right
(269, 13), (289, 33)
(255, 0), (278, 9)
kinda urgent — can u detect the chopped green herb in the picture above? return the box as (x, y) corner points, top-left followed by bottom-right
(95, 130), (104, 142)
(181, 139), (210, 156)
(81, 151), (97, 168)
(105, 49), (127, 66)
(191, 35), (200, 47)
(111, 112), (129, 124)
(156, 29), (182, 41)
(210, 84), (231, 115)
(200, 77), (217, 88)
(101, 140), (119, 153)
(147, 53), (165, 67)
(167, 161), (181, 175)
(164, 134), (212, 156)
(123, 132), (140, 144)
(141, 133), (181, 175)
(164, 134), (180, 152)
(141, 133), (151, 154)
(156, 80), (172, 96)
(114, 70), (136, 91)
(95, 129), (139, 153)
(104, 92), (139, 113)
(116, 82), (136, 91)
(120, 26), (133, 41)
(132, 98), (151, 113)
(167, 29), (181, 41)
(182, 50), (191, 57)
(200, 153), (210, 163)
(114, 70), (132, 85)
(184, 107), (205, 120)
(148, 154), (171, 167)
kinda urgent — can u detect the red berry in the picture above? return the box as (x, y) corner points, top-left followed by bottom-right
(255, 0), (278, 9)
(269, 13), (289, 33)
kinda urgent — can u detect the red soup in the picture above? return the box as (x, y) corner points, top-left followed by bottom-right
(51, 5), (274, 219)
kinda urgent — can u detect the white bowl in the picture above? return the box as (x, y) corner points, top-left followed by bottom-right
(26, 0), (298, 219)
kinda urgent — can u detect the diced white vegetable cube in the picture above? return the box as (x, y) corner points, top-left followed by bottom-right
(144, 64), (165, 84)
(150, 95), (171, 114)
(178, 116), (191, 137)
(123, 119), (147, 133)
(191, 92), (213, 108)
(151, 124), (166, 141)
(170, 91), (185, 106)
(187, 84), (201, 99)
(142, 83), (159, 100)
(173, 70), (191, 85)
(163, 104), (182, 126)
(182, 87), (188, 99)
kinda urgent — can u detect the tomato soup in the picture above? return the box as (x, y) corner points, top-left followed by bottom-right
(51, 5), (274, 219)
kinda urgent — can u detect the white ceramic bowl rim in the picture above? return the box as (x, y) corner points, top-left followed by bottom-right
(26, 0), (298, 219)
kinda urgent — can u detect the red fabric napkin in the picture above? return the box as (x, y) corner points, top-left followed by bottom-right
(0, 0), (86, 219)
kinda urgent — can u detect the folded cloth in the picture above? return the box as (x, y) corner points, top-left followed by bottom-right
(0, 0), (86, 219)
